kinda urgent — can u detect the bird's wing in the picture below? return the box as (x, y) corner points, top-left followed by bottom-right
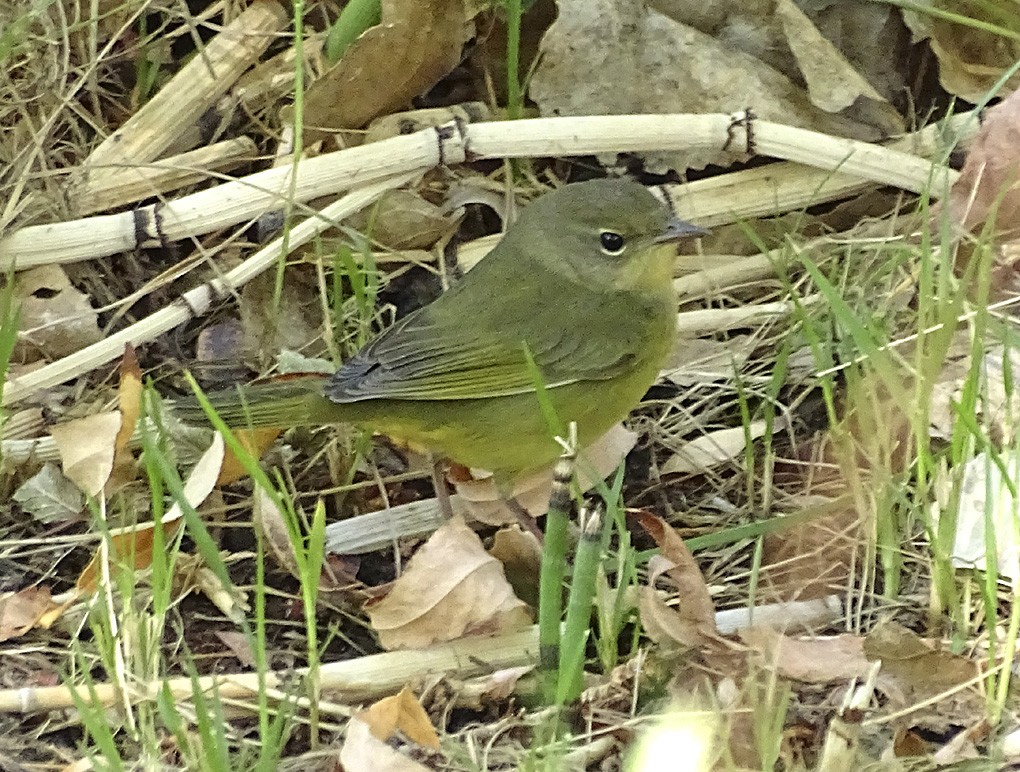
(326, 302), (639, 403)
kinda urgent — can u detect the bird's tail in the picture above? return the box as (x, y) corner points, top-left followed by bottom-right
(172, 375), (334, 428)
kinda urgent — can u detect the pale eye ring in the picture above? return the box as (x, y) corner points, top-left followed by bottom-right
(600, 230), (626, 255)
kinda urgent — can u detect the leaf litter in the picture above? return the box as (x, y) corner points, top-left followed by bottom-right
(2, 0), (1020, 767)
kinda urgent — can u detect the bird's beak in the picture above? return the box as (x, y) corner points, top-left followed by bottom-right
(654, 218), (707, 243)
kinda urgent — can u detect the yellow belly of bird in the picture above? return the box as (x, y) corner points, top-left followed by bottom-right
(342, 360), (663, 482)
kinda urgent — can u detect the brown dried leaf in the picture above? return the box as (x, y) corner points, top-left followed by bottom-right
(340, 715), (433, 772)
(301, 0), (469, 136)
(253, 487), (300, 578)
(636, 512), (717, 633)
(487, 525), (542, 608)
(346, 189), (459, 250)
(0, 587), (54, 642)
(76, 435), (221, 593)
(455, 424), (636, 524)
(109, 345), (142, 490)
(635, 512), (717, 648)
(938, 87), (1020, 240)
(356, 685), (440, 749)
(365, 517), (531, 650)
(214, 630), (256, 667)
(903, 6), (1020, 101)
(216, 428), (282, 485)
(740, 627), (870, 683)
(864, 621), (983, 704)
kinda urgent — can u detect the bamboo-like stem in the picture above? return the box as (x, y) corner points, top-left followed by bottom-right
(0, 172), (421, 405)
(80, 1), (287, 181)
(0, 595), (843, 716)
(74, 137), (259, 215)
(1, 111), (974, 271)
(556, 506), (602, 705)
(538, 455), (575, 704)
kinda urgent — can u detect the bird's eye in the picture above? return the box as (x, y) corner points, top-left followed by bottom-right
(599, 230), (626, 255)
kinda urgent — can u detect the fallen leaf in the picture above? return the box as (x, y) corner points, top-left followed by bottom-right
(455, 424), (636, 524)
(740, 627), (870, 683)
(346, 189), (459, 250)
(339, 715), (433, 772)
(214, 630), (257, 667)
(635, 512), (717, 648)
(253, 486), (301, 578)
(487, 525), (542, 608)
(356, 686), (440, 748)
(531, 0), (893, 174)
(864, 620), (985, 729)
(365, 517), (531, 650)
(217, 427), (283, 485)
(661, 419), (787, 475)
(458, 665), (535, 709)
(774, 0), (902, 131)
(300, 0), (469, 138)
(12, 463), (84, 522)
(175, 553), (249, 622)
(75, 435), (222, 593)
(903, 5), (1020, 101)
(0, 587), (53, 642)
(51, 412), (122, 497)
(169, 433), (225, 520)
(241, 269), (327, 367)
(109, 345), (142, 489)
(13, 265), (102, 361)
(936, 86), (1020, 240)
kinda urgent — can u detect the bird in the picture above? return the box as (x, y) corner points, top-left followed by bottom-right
(176, 178), (702, 497)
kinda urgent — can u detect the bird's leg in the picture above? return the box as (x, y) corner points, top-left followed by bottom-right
(430, 455), (455, 519)
(505, 496), (544, 541)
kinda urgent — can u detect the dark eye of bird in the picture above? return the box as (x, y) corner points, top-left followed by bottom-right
(599, 230), (626, 255)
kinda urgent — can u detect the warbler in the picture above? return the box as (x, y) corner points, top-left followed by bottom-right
(179, 179), (702, 486)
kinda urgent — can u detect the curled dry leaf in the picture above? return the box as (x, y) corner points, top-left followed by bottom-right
(943, 448), (1020, 582)
(75, 434), (223, 595)
(0, 586), (54, 643)
(109, 344), (143, 490)
(740, 627), (870, 683)
(454, 424), (636, 524)
(216, 428), (283, 486)
(241, 270), (327, 366)
(300, 0), (469, 138)
(356, 686), (441, 749)
(365, 517), (531, 650)
(864, 620), (985, 729)
(253, 486), (301, 577)
(345, 189), (460, 250)
(488, 525), (542, 608)
(635, 511), (717, 649)
(174, 552), (249, 621)
(458, 665), (535, 709)
(903, 5), (1020, 102)
(340, 716), (433, 772)
(937, 87), (1020, 240)
(51, 412), (122, 497)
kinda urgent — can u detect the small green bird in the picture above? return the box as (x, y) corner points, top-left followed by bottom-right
(180, 179), (702, 487)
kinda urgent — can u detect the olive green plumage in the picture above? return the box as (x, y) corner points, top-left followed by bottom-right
(179, 179), (700, 482)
